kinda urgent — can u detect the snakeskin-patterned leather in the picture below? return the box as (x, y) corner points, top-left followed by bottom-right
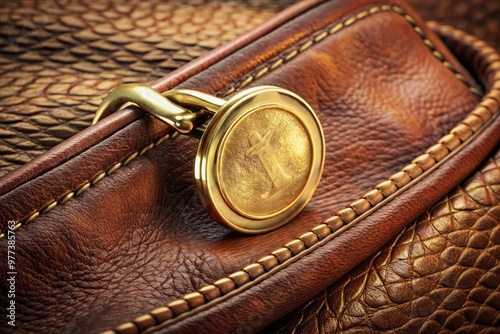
(266, 146), (500, 333)
(0, 0), (291, 176)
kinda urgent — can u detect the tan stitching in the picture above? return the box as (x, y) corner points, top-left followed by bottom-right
(107, 7), (500, 334)
(0, 131), (176, 239)
(218, 5), (480, 98)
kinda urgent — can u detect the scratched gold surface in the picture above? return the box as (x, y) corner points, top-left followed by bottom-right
(219, 106), (312, 218)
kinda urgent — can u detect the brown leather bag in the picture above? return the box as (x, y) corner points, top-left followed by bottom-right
(0, 0), (498, 333)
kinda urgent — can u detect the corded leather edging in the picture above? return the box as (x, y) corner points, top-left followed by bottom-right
(101, 7), (500, 334)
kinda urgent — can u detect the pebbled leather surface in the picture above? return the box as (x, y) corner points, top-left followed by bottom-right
(265, 146), (500, 333)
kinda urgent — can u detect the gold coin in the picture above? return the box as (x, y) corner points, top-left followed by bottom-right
(195, 86), (324, 234)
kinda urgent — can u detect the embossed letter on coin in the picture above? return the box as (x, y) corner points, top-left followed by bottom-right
(245, 129), (292, 199)
(219, 106), (312, 219)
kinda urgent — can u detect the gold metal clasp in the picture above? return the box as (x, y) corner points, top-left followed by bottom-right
(92, 84), (224, 137)
(93, 84), (325, 234)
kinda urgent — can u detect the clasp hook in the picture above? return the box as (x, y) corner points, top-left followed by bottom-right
(92, 84), (225, 137)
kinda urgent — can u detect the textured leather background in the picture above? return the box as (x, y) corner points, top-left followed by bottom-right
(266, 146), (500, 333)
(1, 0), (491, 332)
(0, 1), (498, 333)
(261, 3), (500, 330)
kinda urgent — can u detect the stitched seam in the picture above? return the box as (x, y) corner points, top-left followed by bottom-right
(217, 5), (481, 98)
(0, 131), (178, 239)
(2, 5), (497, 331)
(107, 6), (500, 334)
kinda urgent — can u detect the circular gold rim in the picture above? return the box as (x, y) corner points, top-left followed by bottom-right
(195, 86), (325, 234)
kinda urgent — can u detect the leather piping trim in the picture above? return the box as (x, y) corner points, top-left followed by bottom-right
(103, 10), (500, 334)
(0, 6), (479, 238)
